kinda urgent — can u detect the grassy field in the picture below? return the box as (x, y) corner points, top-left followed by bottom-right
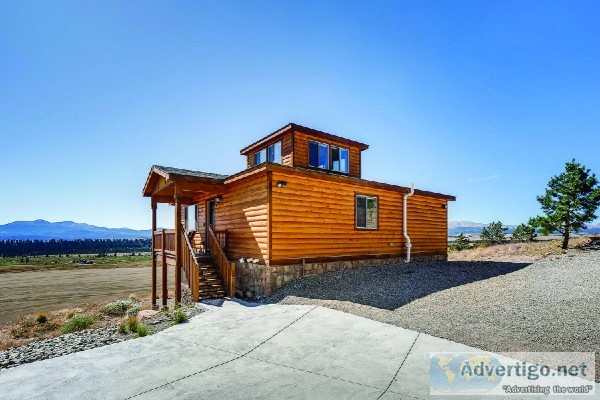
(0, 254), (152, 273)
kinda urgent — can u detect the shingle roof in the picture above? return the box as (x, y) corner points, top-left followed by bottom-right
(152, 165), (229, 181)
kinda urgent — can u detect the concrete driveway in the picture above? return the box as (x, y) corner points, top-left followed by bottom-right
(0, 300), (596, 399)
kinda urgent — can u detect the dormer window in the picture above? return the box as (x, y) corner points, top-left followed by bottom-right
(254, 149), (267, 165)
(309, 140), (329, 169)
(331, 146), (349, 173)
(254, 141), (282, 166)
(268, 141), (282, 164)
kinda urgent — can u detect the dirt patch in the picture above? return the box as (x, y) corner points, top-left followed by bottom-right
(0, 266), (176, 326)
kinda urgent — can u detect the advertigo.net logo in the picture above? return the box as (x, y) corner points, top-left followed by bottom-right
(430, 352), (596, 396)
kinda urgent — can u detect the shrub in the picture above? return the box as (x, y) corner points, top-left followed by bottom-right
(118, 320), (128, 334)
(66, 310), (76, 319)
(32, 321), (59, 334)
(34, 312), (48, 324)
(62, 315), (94, 333)
(136, 324), (151, 337)
(480, 221), (508, 246)
(126, 315), (138, 332)
(172, 308), (189, 325)
(511, 220), (538, 243)
(451, 233), (471, 251)
(100, 300), (136, 317)
(10, 326), (30, 339)
(127, 306), (140, 317)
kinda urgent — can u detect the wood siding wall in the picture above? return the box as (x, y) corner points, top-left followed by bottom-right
(246, 132), (293, 169)
(292, 130), (362, 178)
(269, 171), (447, 263)
(191, 173), (269, 262)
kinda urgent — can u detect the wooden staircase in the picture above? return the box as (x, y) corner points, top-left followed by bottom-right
(195, 254), (227, 300)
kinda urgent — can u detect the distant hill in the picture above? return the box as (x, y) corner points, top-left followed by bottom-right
(0, 220), (152, 240)
(449, 220), (600, 236)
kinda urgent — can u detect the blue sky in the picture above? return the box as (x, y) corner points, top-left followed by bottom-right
(1, 1), (599, 229)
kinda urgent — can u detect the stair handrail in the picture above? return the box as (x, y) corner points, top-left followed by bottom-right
(208, 225), (236, 297)
(181, 225), (200, 302)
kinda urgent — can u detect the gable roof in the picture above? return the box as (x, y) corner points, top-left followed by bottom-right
(142, 165), (228, 197)
(240, 123), (369, 155)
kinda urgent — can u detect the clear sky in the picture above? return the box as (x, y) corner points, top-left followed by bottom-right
(1, 1), (599, 230)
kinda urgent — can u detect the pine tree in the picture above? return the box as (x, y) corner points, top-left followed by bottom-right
(536, 159), (600, 249)
(480, 221), (508, 246)
(511, 218), (538, 243)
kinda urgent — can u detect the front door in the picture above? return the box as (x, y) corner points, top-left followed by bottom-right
(206, 200), (216, 251)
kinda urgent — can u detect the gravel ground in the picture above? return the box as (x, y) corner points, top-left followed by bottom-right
(261, 248), (600, 381)
(0, 303), (204, 370)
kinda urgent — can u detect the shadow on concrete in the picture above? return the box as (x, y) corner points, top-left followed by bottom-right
(262, 261), (532, 311)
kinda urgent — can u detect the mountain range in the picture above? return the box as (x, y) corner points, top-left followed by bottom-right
(0, 219), (598, 240)
(448, 220), (600, 236)
(0, 220), (152, 240)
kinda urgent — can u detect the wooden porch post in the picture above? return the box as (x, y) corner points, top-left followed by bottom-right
(151, 198), (157, 309)
(174, 195), (182, 304)
(161, 229), (167, 309)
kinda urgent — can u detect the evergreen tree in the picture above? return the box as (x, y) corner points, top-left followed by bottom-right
(511, 219), (538, 243)
(536, 159), (600, 249)
(451, 233), (472, 251)
(480, 221), (508, 246)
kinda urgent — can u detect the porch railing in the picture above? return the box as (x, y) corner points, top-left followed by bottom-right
(208, 226), (236, 297)
(213, 229), (227, 251)
(181, 226), (200, 302)
(153, 229), (176, 253)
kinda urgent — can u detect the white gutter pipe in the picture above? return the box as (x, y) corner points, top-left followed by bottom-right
(403, 183), (415, 263)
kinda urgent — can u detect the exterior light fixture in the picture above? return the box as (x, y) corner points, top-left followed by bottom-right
(442, 204), (447, 209)
(277, 181), (288, 188)
(215, 194), (223, 204)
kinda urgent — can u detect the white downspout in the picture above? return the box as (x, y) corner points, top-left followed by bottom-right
(403, 183), (415, 263)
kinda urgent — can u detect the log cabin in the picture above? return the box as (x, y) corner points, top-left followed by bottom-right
(142, 123), (455, 306)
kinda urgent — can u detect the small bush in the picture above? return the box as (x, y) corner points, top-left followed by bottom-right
(136, 324), (151, 337)
(62, 315), (94, 333)
(32, 321), (59, 334)
(450, 233), (471, 251)
(34, 312), (48, 324)
(10, 326), (30, 339)
(511, 219), (538, 243)
(66, 310), (76, 319)
(118, 320), (128, 334)
(480, 221), (508, 246)
(127, 306), (140, 317)
(100, 300), (136, 317)
(126, 315), (138, 332)
(172, 309), (189, 325)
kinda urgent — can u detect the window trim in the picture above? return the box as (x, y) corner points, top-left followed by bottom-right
(354, 193), (379, 230)
(254, 148), (267, 166)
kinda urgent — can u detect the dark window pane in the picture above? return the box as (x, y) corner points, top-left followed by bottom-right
(332, 147), (340, 171)
(356, 196), (367, 228)
(309, 141), (319, 167)
(255, 149), (267, 165)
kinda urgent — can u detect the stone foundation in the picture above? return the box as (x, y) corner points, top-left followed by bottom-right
(235, 253), (447, 298)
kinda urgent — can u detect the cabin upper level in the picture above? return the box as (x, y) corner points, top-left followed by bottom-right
(240, 123), (369, 178)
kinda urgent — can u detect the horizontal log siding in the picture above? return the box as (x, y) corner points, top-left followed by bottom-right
(406, 195), (448, 255)
(270, 171), (448, 262)
(246, 132), (293, 169)
(193, 173), (269, 262)
(293, 130), (362, 178)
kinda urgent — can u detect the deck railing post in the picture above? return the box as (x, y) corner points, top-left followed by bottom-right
(161, 229), (167, 309)
(174, 195), (182, 305)
(151, 199), (157, 309)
